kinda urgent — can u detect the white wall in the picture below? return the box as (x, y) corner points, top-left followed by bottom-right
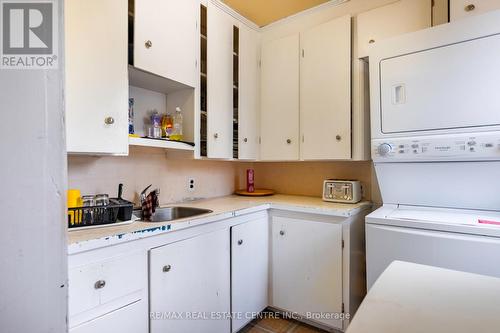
(0, 1), (67, 332)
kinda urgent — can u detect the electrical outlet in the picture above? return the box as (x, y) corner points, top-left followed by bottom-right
(188, 178), (195, 192)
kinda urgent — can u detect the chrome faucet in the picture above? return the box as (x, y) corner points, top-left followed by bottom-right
(140, 184), (152, 206)
(140, 184), (160, 221)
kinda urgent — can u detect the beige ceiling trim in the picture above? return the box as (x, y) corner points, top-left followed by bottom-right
(222, 0), (350, 27)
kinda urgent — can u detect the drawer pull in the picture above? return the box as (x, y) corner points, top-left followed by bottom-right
(94, 280), (106, 289)
(279, 230), (285, 236)
(163, 265), (172, 272)
(286, 139), (292, 144)
(145, 40), (153, 49)
(104, 116), (115, 125)
(465, 4), (475, 12)
(237, 239), (243, 245)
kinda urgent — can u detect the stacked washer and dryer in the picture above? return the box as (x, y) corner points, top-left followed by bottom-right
(366, 10), (500, 289)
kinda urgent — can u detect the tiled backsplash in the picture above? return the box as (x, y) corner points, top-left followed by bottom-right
(68, 147), (378, 206)
(68, 146), (247, 206)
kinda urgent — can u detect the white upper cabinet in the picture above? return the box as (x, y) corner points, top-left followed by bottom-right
(300, 15), (351, 160)
(238, 25), (261, 160)
(356, 0), (432, 58)
(206, 2), (234, 159)
(450, 0), (500, 21)
(260, 34), (300, 161)
(134, 0), (198, 87)
(65, 0), (129, 155)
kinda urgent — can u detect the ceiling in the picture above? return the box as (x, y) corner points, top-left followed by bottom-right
(222, 0), (331, 27)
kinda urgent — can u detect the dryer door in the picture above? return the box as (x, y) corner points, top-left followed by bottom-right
(366, 223), (500, 289)
(379, 33), (500, 134)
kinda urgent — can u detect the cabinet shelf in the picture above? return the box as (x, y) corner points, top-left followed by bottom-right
(129, 137), (195, 151)
(129, 65), (192, 94)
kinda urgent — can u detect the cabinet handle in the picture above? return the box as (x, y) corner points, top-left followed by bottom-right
(286, 139), (292, 144)
(465, 4), (475, 12)
(214, 133), (219, 139)
(94, 280), (106, 289)
(368, 39), (375, 44)
(279, 230), (285, 236)
(237, 239), (243, 245)
(336, 135), (342, 141)
(104, 116), (115, 125)
(145, 40), (153, 49)
(243, 138), (248, 143)
(162, 265), (172, 273)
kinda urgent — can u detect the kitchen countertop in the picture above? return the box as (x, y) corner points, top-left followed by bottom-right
(68, 194), (371, 254)
(346, 261), (500, 333)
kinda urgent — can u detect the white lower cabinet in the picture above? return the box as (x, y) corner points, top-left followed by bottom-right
(231, 217), (269, 332)
(149, 228), (231, 333)
(272, 215), (344, 330)
(68, 209), (369, 332)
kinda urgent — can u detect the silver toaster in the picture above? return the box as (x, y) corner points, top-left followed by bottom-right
(322, 180), (362, 203)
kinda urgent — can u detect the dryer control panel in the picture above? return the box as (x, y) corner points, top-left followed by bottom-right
(372, 132), (500, 162)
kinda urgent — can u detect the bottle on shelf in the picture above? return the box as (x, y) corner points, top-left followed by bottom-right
(128, 98), (135, 134)
(147, 109), (162, 139)
(161, 113), (173, 138)
(170, 106), (183, 141)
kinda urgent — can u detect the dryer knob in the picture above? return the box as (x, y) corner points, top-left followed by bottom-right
(378, 143), (392, 156)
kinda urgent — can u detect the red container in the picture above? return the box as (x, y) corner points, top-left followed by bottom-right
(247, 169), (255, 193)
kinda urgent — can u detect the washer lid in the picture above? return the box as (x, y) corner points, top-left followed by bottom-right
(367, 204), (500, 237)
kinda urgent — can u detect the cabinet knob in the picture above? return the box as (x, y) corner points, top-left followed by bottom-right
(465, 4), (475, 12)
(279, 230), (285, 236)
(104, 116), (115, 125)
(368, 39), (375, 44)
(286, 139), (292, 144)
(243, 138), (248, 143)
(237, 239), (243, 245)
(162, 265), (172, 273)
(214, 133), (219, 139)
(336, 135), (342, 141)
(94, 280), (106, 289)
(145, 40), (153, 49)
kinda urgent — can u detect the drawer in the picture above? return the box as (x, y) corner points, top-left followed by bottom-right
(69, 251), (146, 318)
(70, 300), (147, 333)
(100, 252), (146, 304)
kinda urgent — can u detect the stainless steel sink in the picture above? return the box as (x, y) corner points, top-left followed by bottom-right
(139, 206), (213, 222)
